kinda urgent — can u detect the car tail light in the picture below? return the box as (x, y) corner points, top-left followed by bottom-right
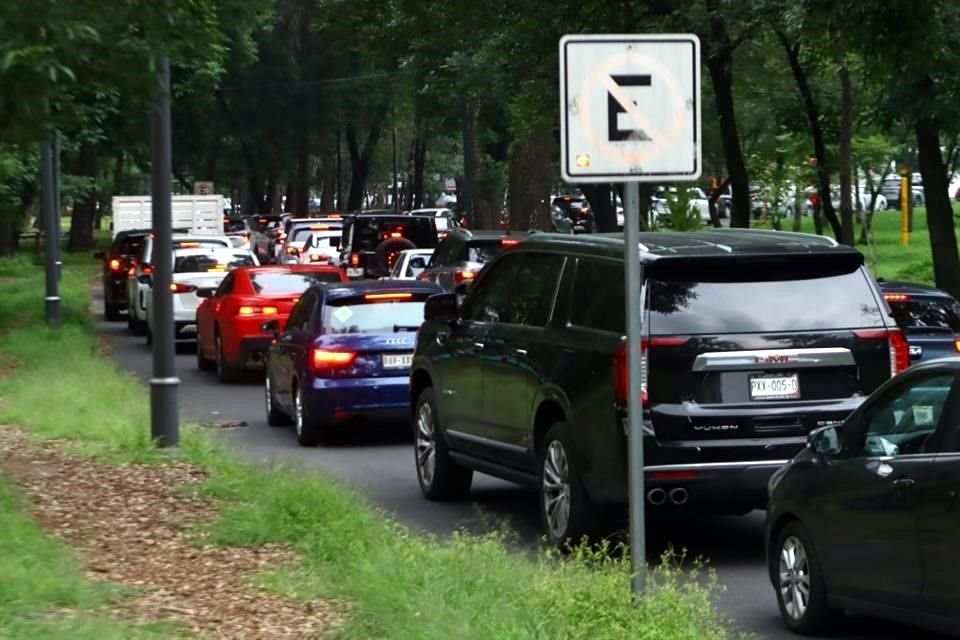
(142, 264), (154, 275)
(286, 246), (299, 255)
(109, 258), (122, 271)
(854, 328), (910, 376)
(650, 470), (698, 481)
(169, 283), (196, 293)
(501, 238), (519, 246)
(883, 293), (910, 302)
(613, 336), (689, 407)
(364, 292), (412, 301)
(454, 270), (476, 285)
(128, 266), (136, 276)
(237, 305), (279, 316)
(389, 232), (403, 238)
(311, 348), (356, 371)
(350, 253), (360, 266)
(955, 340), (960, 352)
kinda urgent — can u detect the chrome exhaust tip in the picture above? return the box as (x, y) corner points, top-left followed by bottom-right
(647, 488), (667, 506)
(669, 487), (689, 505)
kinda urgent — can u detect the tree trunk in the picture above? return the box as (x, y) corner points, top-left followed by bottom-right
(413, 133), (426, 209)
(775, 30), (842, 239)
(916, 115), (960, 298)
(320, 136), (336, 213)
(294, 148), (310, 217)
(68, 142), (97, 250)
(838, 65), (854, 246)
(703, 1), (751, 229)
(345, 103), (388, 211)
(582, 184), (616, 232)
(461, 97), (482, 226)
(508, 131), (554, 231)
(0, 216), (16, 256)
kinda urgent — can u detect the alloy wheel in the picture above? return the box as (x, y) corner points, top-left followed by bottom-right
(415, 401), (436, 488)
(264, 375), (273, 414)
(294, 387), (304, 438)
(779, 535), (811, 620)
(542, 440), (571, 539)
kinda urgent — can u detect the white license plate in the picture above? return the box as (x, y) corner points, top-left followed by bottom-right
(382, 353), (413, 369)
(749, 374), (800, 400)
(346, 267), (364, 278)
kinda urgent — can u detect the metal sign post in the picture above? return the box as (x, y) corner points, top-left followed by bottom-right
(149, 57), (180, 448)
(39, 141), (61, 327)
(559, 34), (701, 597)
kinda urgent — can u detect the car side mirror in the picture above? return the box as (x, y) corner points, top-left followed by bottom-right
(424, 292), (459, 325)
(260, 319), (280, 335)
(807, 425), (841, 457)
(195, 288), (215, 299)
(93, 251), (105, 260)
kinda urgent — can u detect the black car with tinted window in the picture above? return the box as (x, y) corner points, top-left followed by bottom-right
(879, 279), (960, 364)
(418, 228), (520, 291)
(95, 229), (150, 321)
(410, 230), (908, 545)
(340, 212), (438, 279)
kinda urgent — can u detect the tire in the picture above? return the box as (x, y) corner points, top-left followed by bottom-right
(293, 382), (323, 446)
(215, 334), (241, 384)
(265, 373), (290, 426)
(772, 519), (837, 635)
(196, 334), (215, 371)
(539, 422), (607, 547)
(104, 301), (121, 321)
(414, 387), (472, 500)
(374, 237), (416, 274)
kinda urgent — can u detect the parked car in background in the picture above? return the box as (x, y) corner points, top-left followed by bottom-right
(196, 264), (346, 382)
(383, 249), (434, 280)
(262, 279), (442, 445)
(551, 195), (595, 233)
(95, 229), (150, 320)
(126, 234), (232, 335)
(339, 213), (439, 279)
(882, 175), (925, 209)
(418, 228), (518, 291)
(879, 280), (960, 363)
(143, 246), (258, 345)
(766, 357), (960, 636)
(410, 229), (907, 546)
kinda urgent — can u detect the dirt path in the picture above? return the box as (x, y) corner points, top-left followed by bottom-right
(0, 426), (342, 639)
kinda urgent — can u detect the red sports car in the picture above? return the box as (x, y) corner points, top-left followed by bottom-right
(196, 264), (346, 382)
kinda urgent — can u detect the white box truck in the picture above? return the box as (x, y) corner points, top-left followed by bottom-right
(111, 195), (225, 238)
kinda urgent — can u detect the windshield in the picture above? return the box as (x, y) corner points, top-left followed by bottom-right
(322, 298), (427, 334)
(174, 250), (255, 273)
(888, 297), (960, 333)
(248, 271), (341, 293)
(350, 218), (437, 251)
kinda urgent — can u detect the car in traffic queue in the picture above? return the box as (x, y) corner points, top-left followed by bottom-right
(143, 246), (258, 345)
(126, 234), (232, 335)
(95, 228), (150, 321)
(766, 357), (960, 637)
(262, 279), (443, 446)
(339, 212), (439, 279)
(409, 229), (908, 546)
(408, 207), (464, 237)
(280, 218), (345, 263)
(551, 195), (595, 233)
(247, 214), (288, 264)
(879, 280), (960, 364)
(196, 264), (346, 383)
(383, 248), (433, 280)
(417, 228), (519, 291)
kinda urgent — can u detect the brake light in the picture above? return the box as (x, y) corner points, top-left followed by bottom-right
(501, 238), (519, 246)
(311, 348), (356, 369)
(309, 225), (331, 230)
(237, 305), (278, 316)
(613, 336), (689, 407)
(310, 254), (327, 262)
(389, 232), (403, 238)
(350, 253), (360, 266)
(955, 340), (960, 352)
(128, 266), (136, 276)
(854, 328), (910, 376)
(454, 270), (476, 285)
(169, 283), (196, 293)
(177, 241), (201, 248)
(109, 258), (122, 271)
(142, 264), (154, 275)
(884, 293), (910, 302)
(364, 292), (413, 301)
(286, 246), (300, 254)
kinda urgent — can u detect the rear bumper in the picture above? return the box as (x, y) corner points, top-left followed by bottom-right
(305, 375), (409, 424)
(105, 277), (128, 305)
(236, 336), (273, 369)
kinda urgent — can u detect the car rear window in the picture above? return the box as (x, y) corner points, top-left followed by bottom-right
(174, 251), (254, 273)
(292, 228), (340, 246)
(649, 269), (884, 335)
(118, 236), (146, 255)
(172, 239), (229, 250)
(464, 240), (505, 263)
(888, 297), (960, 333)
(351, 218), (436, 251)
(321, 294), (429, 334)
(249, 271), (341, 293)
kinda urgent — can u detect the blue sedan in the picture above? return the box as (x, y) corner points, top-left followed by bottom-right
(263, 279), (442, 446)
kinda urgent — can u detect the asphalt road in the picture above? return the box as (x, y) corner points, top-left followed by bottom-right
(95, 295), (946, 640)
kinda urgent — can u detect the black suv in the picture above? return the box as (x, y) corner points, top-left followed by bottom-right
(94, 229), (150, 320)
(419, 229), (519, 291)
(340, 213), (438, 279)
(410, 229), (908, 545)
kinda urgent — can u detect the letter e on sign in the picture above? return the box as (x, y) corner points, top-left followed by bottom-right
(559, 34), (701, 183)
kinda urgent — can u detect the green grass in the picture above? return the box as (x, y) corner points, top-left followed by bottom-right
(0, 251), (733, 639)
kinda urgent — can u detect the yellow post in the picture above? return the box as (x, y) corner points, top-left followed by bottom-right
(900, 170), (909, 247)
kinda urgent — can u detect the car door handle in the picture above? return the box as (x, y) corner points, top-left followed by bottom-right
(473, 342), (485, 351)
(893, 477), (916, 489)
(513, 348), (528, 357)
